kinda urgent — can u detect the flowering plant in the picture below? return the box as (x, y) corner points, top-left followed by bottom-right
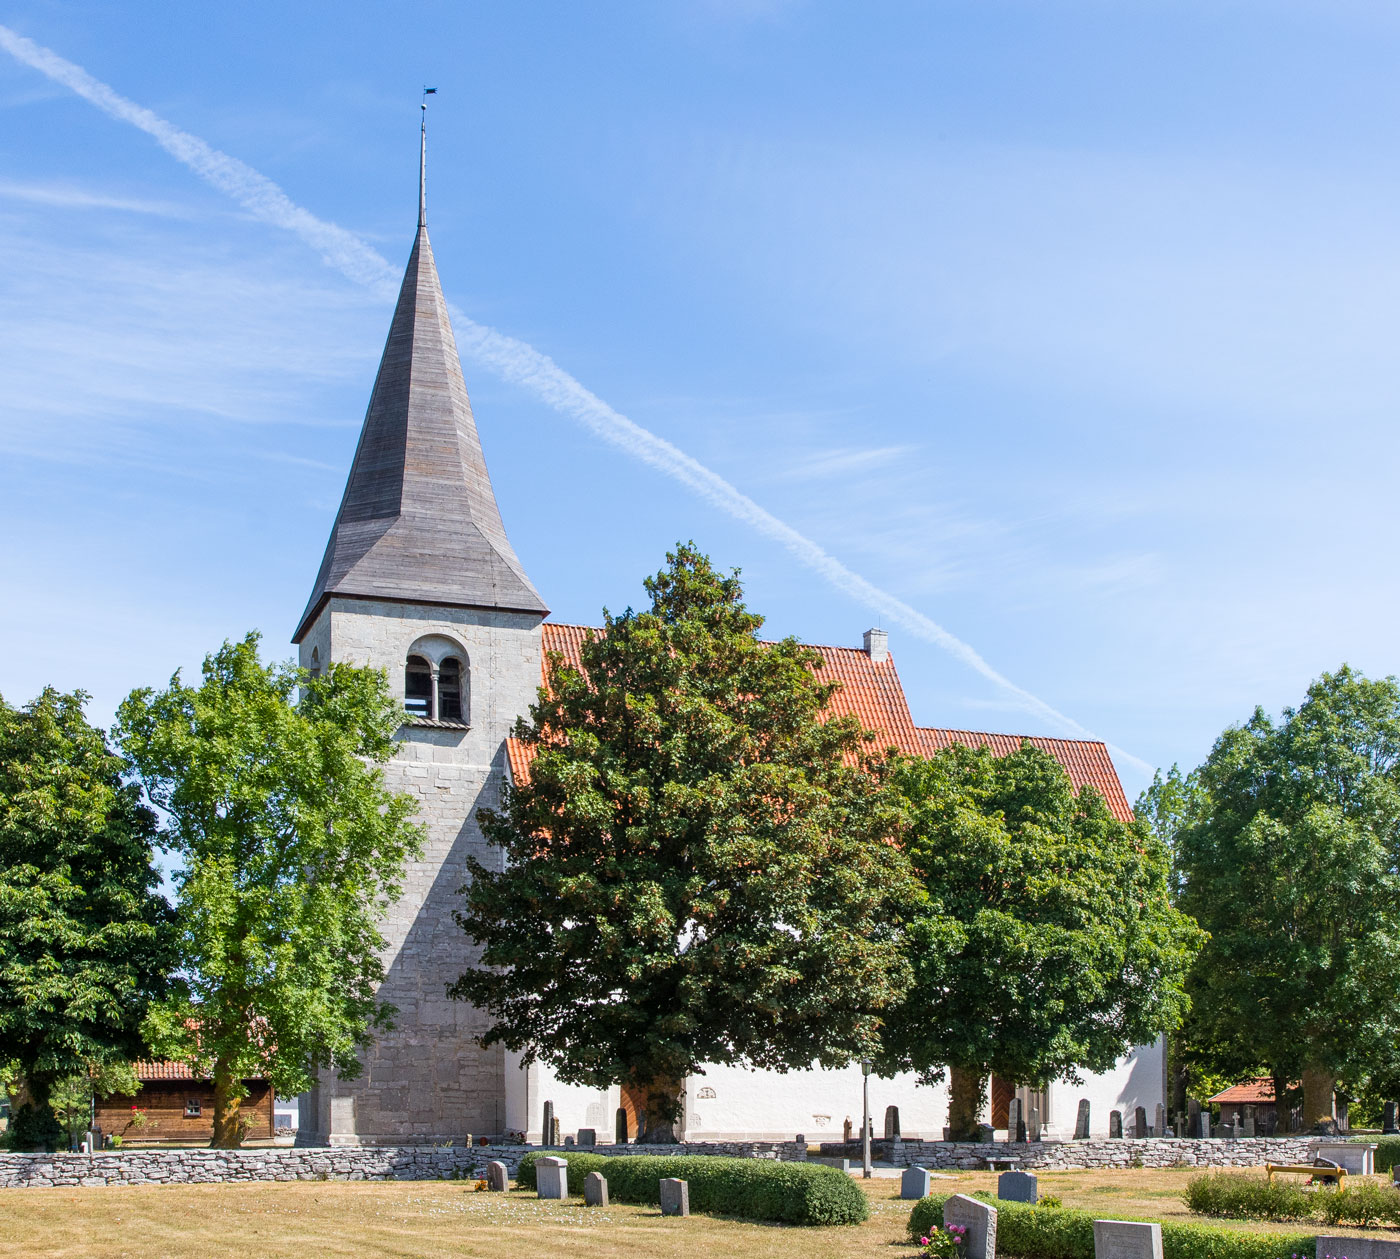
(918, 1222), (966, 1256)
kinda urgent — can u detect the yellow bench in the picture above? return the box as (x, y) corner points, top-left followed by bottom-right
(1265, 1162), (1347, 1189)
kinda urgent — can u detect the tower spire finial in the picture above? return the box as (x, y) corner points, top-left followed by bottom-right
(419, 86), (437, 229)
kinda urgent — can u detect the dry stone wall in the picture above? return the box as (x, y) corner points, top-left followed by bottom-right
(0, 1141), (806, 1189)
(888, 1136), (1322, 1170)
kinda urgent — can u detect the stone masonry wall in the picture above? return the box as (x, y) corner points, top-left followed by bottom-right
(0, 1141), (807, 1189)
(888, 1136), (1323, 1170)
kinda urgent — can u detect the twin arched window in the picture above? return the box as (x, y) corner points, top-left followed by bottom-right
(404, 642), (469, 724)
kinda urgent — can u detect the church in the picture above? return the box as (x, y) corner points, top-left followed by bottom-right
(292, 158), (1164, 1146)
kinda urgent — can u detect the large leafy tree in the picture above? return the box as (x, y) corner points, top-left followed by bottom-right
(0, 689), (172, 1150)
(116, 633), (423, 1147)
(1173, 666), (1400, 1130)
(452, 544), (917, 1142)
(880, 742), (1202, 1139)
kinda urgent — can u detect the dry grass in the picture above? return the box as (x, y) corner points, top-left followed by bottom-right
(1, 1165), (1392, 1257)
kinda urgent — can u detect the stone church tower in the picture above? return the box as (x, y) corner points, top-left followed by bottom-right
(292, 150), (547, 1144)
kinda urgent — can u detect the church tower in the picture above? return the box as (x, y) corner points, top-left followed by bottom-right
(292, 121), (547, 1144)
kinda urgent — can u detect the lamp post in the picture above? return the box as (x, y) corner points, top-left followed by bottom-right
(861, 1057), (873, 1179)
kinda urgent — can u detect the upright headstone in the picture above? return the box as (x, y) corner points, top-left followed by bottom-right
(1337, 1099), (1350, 1133)
(1133, 1106), (1147, 1139)
(1075, 1099), (1091, 1140)
(486, 1160), (509, 1192)
(1315, 1237), (1400, 1259)
(884, 1105), (901, 1139)
(583, 1170), (608, 1207)
(901, 1167), (933, 1200)
(1187, 1099), (1201, 1139)
(577, 1128), (596, 1147)
(843, 1115), (854, 1144)
(1006, 1098), (1022, 1143)
(943, 1193), (998, 1259)
(659, 1177), (690, 1217)
(1154, 1104), (1166, 1138)
(1093, 1219), (1164, 1259)
(998, 1170), (1038, 1204)
(1199, 1110), (1212, 1139)
(1109, 1109), (1123, 1139)
(542, 1100), (555, 1146)
(1242, 1105), (1256, 1138)
(1028, 1105), (1042, 1143)
(615, 1107), (629, 1144)
(551, 1117), (562, 1146)
(1384, 1101), (1400, 1135)
(536, 1155), (568, 1200)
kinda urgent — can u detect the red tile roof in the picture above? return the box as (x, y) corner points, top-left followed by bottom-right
(134, 1060), (201, 1082)
(1207, 1078), (1278, 1105)
(510, 623), (1133, 824)
(917, 728), (1134, 824)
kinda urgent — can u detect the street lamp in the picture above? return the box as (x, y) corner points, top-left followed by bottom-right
(860, 1058), (873, 1179)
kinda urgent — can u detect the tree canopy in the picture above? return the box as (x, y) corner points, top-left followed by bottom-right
(452, 544), (917, 1141)
(0, 688), (171, 1150)
(1173, 665), (1400, 1129)
(880, 741), (1202, 1138)
(115, 633), (423, 1147)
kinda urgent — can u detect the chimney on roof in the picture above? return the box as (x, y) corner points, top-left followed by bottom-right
(863, 628), (889, 663)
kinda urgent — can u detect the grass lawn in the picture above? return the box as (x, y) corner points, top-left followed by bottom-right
(1, 1166), (1393, 1257)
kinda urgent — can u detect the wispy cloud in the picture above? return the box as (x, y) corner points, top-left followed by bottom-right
(0, 22), (1150, 772)
(778, 444), (917, 480)
(0, 178), (188, 216)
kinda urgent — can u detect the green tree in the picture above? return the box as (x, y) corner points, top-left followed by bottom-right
(115, 633), (423, 1147)
(1173, 666), (1400, 1130)
(0, 688), (171, 1150)
(451, 545), (917, 1142)
(881, 742), (1202, 1139)
(50, 1061), (142, 1147)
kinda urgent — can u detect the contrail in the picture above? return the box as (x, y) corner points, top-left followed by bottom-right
(0, 23), (1151, 773)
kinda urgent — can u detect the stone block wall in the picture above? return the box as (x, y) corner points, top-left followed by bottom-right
(888, 1135), (1322, 1170)
(0, 1140), (805, 1189)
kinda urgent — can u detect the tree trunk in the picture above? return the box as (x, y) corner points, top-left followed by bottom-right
(210, 1059), (248, 1149)
(947, 1066), (987, 1141)
(637, 1078), (682, 1144)
(1301, 1065), (1337, 1133)
(10, 1072), (62, 1152)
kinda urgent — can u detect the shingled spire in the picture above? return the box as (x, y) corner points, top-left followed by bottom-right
(294, 157), (546, 641)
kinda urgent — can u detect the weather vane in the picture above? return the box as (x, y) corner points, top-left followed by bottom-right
(419, 87), (437, 228)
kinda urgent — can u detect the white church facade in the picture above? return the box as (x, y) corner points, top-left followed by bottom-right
(293, 182), (1164, 1146)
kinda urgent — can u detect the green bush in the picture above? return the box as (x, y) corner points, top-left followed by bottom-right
(909, 1193), (1316, 1259)
(515, 1152), (868, 1226)
(1183, 1173), (1315, 1221)
(1363, 1135), (1400, 1175)
(1313, 1181), (1400, 1228)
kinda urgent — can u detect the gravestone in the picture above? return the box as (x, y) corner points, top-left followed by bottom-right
(1199, 1110), (1211, 1139)
(1242, 1105), (1256, 1138)
(1154, 1104), (1166, 1138)
(885, 1105), (901, 1139)
(1006, 1098), (1022, 1143)
(486, 1160), (508, 1192)
(843, 1116), (853, 1143)
(564, 1135), (575, 1147)
(1028, 1105), (1041, 1143)
(542, 1100), (555, 1146)
(1187, 1099), (1201, 1139)
(1384, 1101), (1400, 1135)
(660, 1177), (690, 1217)
(901, 1167), (933, 1200)
(577, 1128), (596, 1147)
(1075, 1099), (1091, 1140)
(615, 1107), (629, 1144)
(1134, 1106), (1147, 1139)
(552, 1117), (562, 1146)
(977, 1123), (996, 1144)
(1337, 1099), (1350, 1132)
(536, 1156), (568, 1200)
(1093, 1218), (1164, 1259)
(1109, 1109), (1123, 1139)
(584, 1170), (608, 1207)
(998, 1170), (1038, 1204)
(943, 1193), (997, 1259)
(1314, 1238), (1400, 1259)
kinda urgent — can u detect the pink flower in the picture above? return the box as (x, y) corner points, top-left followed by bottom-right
(920, 1238), (929, 1246)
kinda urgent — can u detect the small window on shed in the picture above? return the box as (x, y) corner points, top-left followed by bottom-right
(405, 655), (433, 718)
(185, 1097), (202, 1118)
(438, 658), (464, 723)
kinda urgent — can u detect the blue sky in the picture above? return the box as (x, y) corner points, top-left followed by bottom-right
(2, 0), (1398, 799)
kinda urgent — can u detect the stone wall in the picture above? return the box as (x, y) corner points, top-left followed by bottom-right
(0, 1140), (806, 1189)
(887, 1135), (1323, 1170)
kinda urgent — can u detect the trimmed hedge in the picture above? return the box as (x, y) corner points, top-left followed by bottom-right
(909, 1193), (1316, 1259)
(515, 1152), (868, 1226)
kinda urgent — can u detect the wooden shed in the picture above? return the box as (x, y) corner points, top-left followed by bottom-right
(94, 1061), (274, 1144)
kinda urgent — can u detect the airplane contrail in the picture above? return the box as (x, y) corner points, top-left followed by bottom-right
(0, 23), (1151, 774)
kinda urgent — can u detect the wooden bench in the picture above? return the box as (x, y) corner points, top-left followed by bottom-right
(1265, 1162), (1347, 1189)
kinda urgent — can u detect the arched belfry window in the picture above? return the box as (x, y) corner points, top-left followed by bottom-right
(405, 655), (434, 719)
(310, 647), (321, 679)
(438, 658), (464, 723)
(403, 636), (470, 726)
